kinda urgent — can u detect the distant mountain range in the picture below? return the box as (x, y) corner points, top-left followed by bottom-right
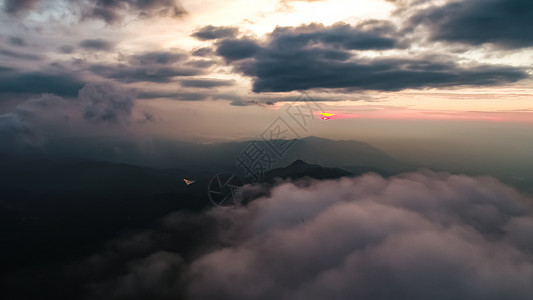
(0, 136), (410, 275)
(0, 154), (379, 273)
(1, 136), (410, 173)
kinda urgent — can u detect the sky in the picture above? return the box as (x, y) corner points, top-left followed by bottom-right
(0, 0), (532, 173)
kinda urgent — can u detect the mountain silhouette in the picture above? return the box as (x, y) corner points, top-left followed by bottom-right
(3, 136), (409, 173)
(262, 159), (353, 182)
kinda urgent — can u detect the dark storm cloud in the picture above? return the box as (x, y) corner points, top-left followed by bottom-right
(90, 64), (202, 83)
(79, 39), (114, 51)
(192, 25), (239, 40)
(224, 95), (277, 106)
(408, 0), (533, 48)
(180, 78), (235, 88)
(249, 56), (527, 92)
(89, 49), (205, 83)
(268, 21), (399, 50)
(215, 23), (528, 92)
(129, 51), (187, 65)
(216, 39), (261, 61)
(2, 0), (39, 14)
(0, 67), (84, 96)
(81, 0), (187, 25)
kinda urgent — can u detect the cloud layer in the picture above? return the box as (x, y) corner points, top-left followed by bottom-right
(192, 25), (239, 40)
(7, 171), (532, 299)
(2, 0), (39, 14)
(185, 171), (533, 299)
(408, 0), (533, 48)
(2, 0), (531, 103)
(0, 67), (84, 97)
(0, 82), (153, 153)
(2, 0), (187, 24)
(214, 22), (528, 92)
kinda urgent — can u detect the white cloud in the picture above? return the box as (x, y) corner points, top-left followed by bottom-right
(186, 171), (533, 299)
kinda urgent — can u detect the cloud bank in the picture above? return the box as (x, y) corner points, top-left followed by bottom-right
(185, 171), (533, 300)
(408, 0), (533, 49)
(192, 25), (239, 41)
(3, 0), (187, 24)
(213, 22), (528, 92)
(7, 171), (533, 299)
(0, 82), (153, 153)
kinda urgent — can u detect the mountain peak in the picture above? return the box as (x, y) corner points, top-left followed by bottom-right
(289, 159), (311, 168)
(262, 159), (352, 182)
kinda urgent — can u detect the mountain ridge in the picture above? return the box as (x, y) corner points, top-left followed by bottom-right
(0, 136), (408, 173)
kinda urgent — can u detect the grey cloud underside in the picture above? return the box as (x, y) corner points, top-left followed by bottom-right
(89, 50), (206, 83)
(138, 91), (207, 100)
(408, 0), (533, 48)
(247, 57), (527, 92)
(79, 39), (114, 51)
(138, 90), (243, 101)
(268, 21), (399, 50)
(7, 36), (26, 47)
(214, 22), (528, 92)
(216, 22), (398, 62)
(3, 0), (186, 24)
(0, 67), (84, 97)
(192, 47), (214, 57)
(132, 49), (218, 68)
(192, 25), (239, 40)
(58, 45), (75, 54)
(185, 59), (217, 68)
(216, 39), (262, 60)
(82, 0), (187, 24)
(2, 0), (39, 14)
(180, 79), (235, 88)
(0, 48), (41, 60)
(129, 51), (188, 65)
(90, 64), (203, 83)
